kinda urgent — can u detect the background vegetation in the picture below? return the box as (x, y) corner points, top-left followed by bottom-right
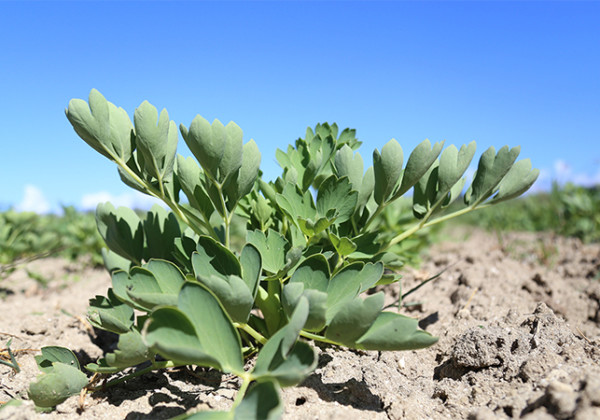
(2, 181), (598, 282)
(455, 182), (600, 243)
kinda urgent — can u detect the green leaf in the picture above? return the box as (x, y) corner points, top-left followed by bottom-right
(334, 145), (364, 192)
(182, 412), (232, 420)
(491, 159), (540, 203)
(357, 166), (375, 211)
(101, 248), (132, 274)
(117, 156), (147, 194)
(233, 381), (283, 420)
(412, 162), (440, 219)
(28, 362), (88, 408)
(134, 101), (178, 181)
(316, 175), (358, 224)
(289, 254), (329, 292)
(96, 202), (144, 264)
(176, 155), (215, 218)
(192, 236), (241, 279)
(66, 89), (134, 162)
(282, 283), (327, 332)
(296, 217), (332, 237)
(226, 139), (261, 203)
(438, 142), (476, 195)
(145, 282), (243, 373)
(197, 274), (254, 323)
(177, 283), (243, 372)
(104, 329), (152, 368)
(326, 262), (383, 308)
(465, 145), (521, 205)
(142, 205), (182, 262)
(328, 233), (357, 257)
(34, 347), (81, 373)
(191, 238), (254, 322)
(373, 139), (403, 204)
(276, 183), (316, 224)
(395, 139), (444, 198)
(325, 293), (384, 346)
(252, 193), (273, 229)
(240, 244), (262, 300)
(181, 116), (226, 182)
(121, 260), (186, 311)
(145, 307), (222, 368)
(247, 229), (289, 275)
(253, 297), (316, 386)
(173, 232), (198, 273)
(181, 381), (283, 420)
(0, 399), (22, 410)
(355, 312), (439, 350)
(219, 121), (244, 185)
(88, 288), (134, 334)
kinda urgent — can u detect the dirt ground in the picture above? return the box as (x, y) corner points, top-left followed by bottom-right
(1, 228), (599, 419)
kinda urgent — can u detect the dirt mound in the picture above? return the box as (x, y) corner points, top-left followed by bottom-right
(1, 229), (599, 419)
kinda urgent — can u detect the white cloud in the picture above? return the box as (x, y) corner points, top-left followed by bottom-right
(532, 160), (600, 191)
(16, 185), (51, 214)
(80, 191), (166, 211)
(553, 159), (572, 184)
(572, 169), (600, 187)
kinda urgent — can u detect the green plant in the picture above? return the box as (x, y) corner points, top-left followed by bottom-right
(27, 89), (539, 417)
(0, 206), (104, 281)
(455, 181), (600, 243)
(0, 339), (20, 373)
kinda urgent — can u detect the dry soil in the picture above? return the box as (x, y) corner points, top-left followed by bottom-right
(1, 228), (599, 419)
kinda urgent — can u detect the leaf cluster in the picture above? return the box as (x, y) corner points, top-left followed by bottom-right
(28, 89), (539, 417)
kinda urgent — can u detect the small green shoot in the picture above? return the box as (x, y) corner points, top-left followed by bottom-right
(0, 339), (21, 373)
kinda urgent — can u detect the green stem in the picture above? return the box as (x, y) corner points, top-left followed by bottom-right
(115, 158), (205, 237)
(90, 360), (179, 391)
(299, 330), (339, 346)
(231, 373), (252, 410)
(178, 206), (220, 241)
(213, 183), (232, 247)
(385, 204), (489, 250)
(363, 203), (386, 232)
(234, 322), (267, 345)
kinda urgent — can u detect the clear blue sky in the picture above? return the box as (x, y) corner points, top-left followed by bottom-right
(1, 1), (599, 213)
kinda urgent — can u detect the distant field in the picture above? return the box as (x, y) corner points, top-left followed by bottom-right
(454, 182), (600, 243)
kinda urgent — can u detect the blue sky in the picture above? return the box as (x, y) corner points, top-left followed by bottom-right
(1, 1), (599, 213)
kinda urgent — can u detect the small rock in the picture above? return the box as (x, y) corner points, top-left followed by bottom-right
(451, 326), (508, 368)
(467, 407), (496, 420)
(582, 374), (600, 406)
(519, 350), (563, 382)
(575, 407), (600, 420)
(545, 381), (577, 419)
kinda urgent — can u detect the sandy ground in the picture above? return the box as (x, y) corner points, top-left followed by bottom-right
(1, 228), (599, 419)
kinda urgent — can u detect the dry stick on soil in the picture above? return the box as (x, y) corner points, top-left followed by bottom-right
(461, 288), (479, 312)
(0, 332), (22, 339)
(576, 326), (594, 345)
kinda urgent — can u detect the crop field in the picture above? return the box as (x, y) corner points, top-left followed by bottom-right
(1, 92), (599, 419)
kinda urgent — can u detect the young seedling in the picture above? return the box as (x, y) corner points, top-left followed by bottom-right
(28, 89), (539, 418)
(0, 339), (20, 373)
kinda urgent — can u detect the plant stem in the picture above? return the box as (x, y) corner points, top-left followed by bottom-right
(115, 157), (205, 237)
(384, 204), (489, 250)
(214, 183), (232, 248)
(231, 373), (252, 410)
(363, 203), (386, 232)
(178, 206), (220, 241)
(234, 323), (267, 345)
(299, 331), (339, 346)
(89, 360), (178, 391)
